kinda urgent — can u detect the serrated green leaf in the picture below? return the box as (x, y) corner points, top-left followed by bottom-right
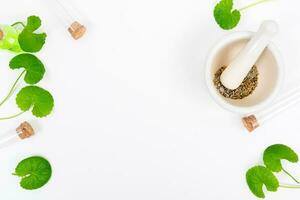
(246, 166), (279, 198)
(214, 0), (241, 30)
(18, 16), (46, 52)
(9, 53), (45, 84)
(14, 156), (52, 190)
(16, 86), (54, 118)
(263, 144), (299, 172)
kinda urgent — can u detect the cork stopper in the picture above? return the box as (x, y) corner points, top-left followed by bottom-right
(16, 122), (35, 139)
(242, 115), (259, 132)
(68, 21), (86, 40)
(0, 29), (3, 40)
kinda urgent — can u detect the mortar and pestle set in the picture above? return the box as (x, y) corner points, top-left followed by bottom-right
(205, 21), (298, 132)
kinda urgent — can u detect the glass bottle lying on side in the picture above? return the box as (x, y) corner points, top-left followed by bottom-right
(0, 122), (34, 149)
(243, 86), (300, 132)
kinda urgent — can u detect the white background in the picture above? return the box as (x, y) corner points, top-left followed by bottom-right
(0, 0), (300, 199)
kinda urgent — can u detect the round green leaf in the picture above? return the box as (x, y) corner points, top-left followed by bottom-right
(18, 16), (46, 52)
(16, 86), (54, 117)
(14, 156), (52, 190)
(246, 166), (279, 198)
(214, 0), (241, 30)
(263, 144), (299, 172)
(9, 53), (45, 84)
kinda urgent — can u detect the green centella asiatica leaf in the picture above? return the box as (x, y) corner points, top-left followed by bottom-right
(14, 156), (52, 190)
(16, 86), (54, 118)
(263, 144), (299, 172)
(18, 16), (46, 52)
(214, 0), (241, 30)
(246, 166), (279, 199)
(9, 53), (45, 84)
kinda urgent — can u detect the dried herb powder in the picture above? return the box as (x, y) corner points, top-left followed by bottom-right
(213, 65), (258, 99)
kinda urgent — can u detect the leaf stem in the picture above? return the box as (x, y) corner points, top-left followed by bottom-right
(280, 184), (300, 189)
(11, 22), (25, 28)
(0, 70), (25, 107)
(238, 0), (272, 11)
(0, 111), (25, 120)
(283, 168), (300, 184)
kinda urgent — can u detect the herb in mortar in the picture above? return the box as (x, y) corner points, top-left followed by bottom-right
(213, 65), (258, 99)
(13, 156), (52, 190)
(214, 0), (272, 30)
(246, 144), (300, 198)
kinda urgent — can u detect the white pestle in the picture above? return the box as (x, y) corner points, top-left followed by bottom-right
(220, 21), (279, 90)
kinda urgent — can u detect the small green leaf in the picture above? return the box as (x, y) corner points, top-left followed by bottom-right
(9, 53), (45, 84)
(246, 166), (279, 198)
(263, 144), (299, 172)
(18, 16), (46, 52)
(14, 156), (52, 190)
(16, 86), (54, 118)
(214, 0), (241, 30)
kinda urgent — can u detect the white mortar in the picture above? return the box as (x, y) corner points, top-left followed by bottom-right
(205, 32), (284, 114)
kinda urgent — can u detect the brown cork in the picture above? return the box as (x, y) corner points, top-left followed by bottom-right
(68, 21), (86, 40)
(242, 115), (259, 132)
(0, 29), (3, 40)
(16, 122), (34, 139)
